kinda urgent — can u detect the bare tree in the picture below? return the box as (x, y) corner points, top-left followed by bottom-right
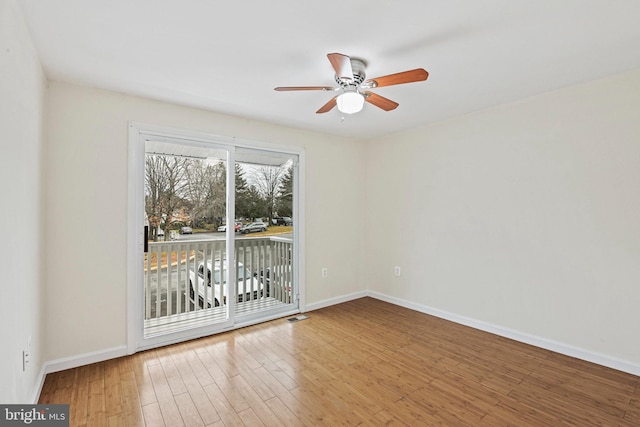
(202, 161), (226, 226)
(183, 159), (207, 224)
(184, 160), (227, 227)
(145, 155), (168, 240)
(144, 154), (191, 240)
(250, 165), (287, 222)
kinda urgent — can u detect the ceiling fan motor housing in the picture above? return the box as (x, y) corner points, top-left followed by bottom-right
(335, 58), (366, 88)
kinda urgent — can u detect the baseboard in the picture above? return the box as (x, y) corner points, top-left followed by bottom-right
(31, 365), (47, 404)
(43, 346), (129, 376)
(303, 290), (368, 313)
(31, 345), (128, 403)
(368, 291), (640, 377)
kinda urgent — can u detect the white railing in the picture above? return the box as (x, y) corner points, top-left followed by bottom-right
(144, 236), (293, 321)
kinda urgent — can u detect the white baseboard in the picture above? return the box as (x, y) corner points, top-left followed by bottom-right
(368, 291), (640, 377)
(44, 346), (129, 376)
(31, 345), (128, 403)
(31, 365), (47, 404)
(303, 290), (368, 313)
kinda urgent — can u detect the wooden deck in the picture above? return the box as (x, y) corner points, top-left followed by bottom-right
(39, 297), (640, 426)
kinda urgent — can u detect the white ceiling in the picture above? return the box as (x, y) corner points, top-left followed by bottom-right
(18, 1), (640, 140)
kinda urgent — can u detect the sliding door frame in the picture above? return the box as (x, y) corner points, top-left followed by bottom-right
(127, 122), (305, 354)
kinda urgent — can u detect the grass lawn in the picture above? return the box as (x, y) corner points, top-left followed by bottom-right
(259, 225), (293, 236)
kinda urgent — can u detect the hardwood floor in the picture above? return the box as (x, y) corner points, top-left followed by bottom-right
(39, 297), (640, 426)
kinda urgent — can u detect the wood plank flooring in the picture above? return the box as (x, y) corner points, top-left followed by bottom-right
(39, 297), (640, 426)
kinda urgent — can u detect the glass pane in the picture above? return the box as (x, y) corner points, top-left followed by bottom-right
(143, 140), (229, 337)
(234, 148), (296, 315)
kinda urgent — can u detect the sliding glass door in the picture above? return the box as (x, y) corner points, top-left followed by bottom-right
(142, 139), (233, 341)
(233, 148), (298, 322)
(129, 124), (302, 351)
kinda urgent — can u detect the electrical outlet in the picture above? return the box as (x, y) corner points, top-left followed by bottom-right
(394, 266), (401, 277)
(22, 350), (30, 371)
(321, 268), (328, 278)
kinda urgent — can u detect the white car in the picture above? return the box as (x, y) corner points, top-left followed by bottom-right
(217, 222), (241, 232)
(258, 264), (293, 300)
(189, 260), (263, 307)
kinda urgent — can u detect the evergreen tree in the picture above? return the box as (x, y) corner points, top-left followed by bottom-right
(276, 165), (293, 218)
(235, 163), (250, 219)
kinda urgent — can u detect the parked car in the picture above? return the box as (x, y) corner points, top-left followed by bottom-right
(217, 221), (242, 232)
(179, 226), (193, 234)
(258, 264), (292, 298)
(189, 260), (263, 307)
(239, 222), (267, 234)
(272, 216), (293, 226)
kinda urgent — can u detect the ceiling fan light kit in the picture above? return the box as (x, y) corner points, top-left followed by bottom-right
(336, 91), (365, 114)
(275, 53), (428, 116)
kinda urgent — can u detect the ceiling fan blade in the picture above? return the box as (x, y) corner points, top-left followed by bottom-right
(274, 86), (335, 91)
(316, 96), (338, 114)
(364, 68), (429, 88)
(363, 91), (399, 111)
(327, 53), (353, 81)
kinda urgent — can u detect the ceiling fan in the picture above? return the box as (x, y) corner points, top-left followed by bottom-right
(274, 53), (429, 115)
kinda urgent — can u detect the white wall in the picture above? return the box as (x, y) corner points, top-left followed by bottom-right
(0, 0), (46, 403)
(43, 82), (367, 362)
(366, 68), (640, 369)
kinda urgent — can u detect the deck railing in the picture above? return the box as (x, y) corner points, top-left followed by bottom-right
(144, 236), (293, 321)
